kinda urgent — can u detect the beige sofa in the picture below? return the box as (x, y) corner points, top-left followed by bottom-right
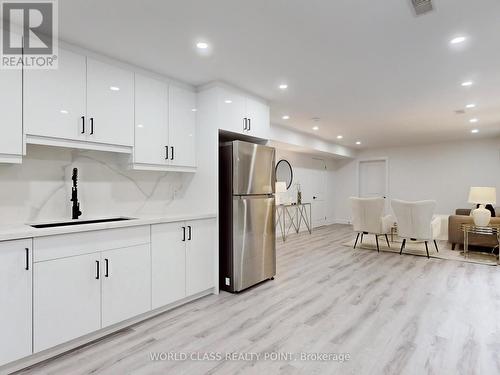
(448, 208), (500, 250)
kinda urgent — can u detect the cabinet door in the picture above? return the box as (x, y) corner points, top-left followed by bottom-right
(34, 253), (101, 352)
(0, 68), (23, 161)
(24, 49), (86, 142)
(169, 85), (196, 168)
(186, 219), (215, 296)
(101, 244), (151, 327)
(134, 74), (169, 165)
(0, 239), (32, 366)
(151, 222), (186, 309)
(86, 58), (134, 146)
(217, 87), (247, 134)
(245, 97), (270, 138)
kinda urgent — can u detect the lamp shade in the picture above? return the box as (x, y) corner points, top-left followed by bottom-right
(275, 181), (287, 193)
(468, 187), (497, 205)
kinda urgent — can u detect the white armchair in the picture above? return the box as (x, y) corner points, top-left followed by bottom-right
(391, 199), (440, 258)
(349, 197), (394, 252)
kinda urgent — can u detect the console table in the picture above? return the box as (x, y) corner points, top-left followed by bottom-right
(276, 203), (312, 242)
(462, 224), (500, 261)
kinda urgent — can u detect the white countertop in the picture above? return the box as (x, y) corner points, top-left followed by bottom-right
(0, 213), (217, 242)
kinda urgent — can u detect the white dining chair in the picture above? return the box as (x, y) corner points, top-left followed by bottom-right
(349, 197), (394, 252)
(391, 199), (440, 258)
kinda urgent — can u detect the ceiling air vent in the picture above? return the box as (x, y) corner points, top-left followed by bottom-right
(411, 0), (433, 16)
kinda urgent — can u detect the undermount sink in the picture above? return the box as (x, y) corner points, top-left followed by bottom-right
(30, 217), (136, 229)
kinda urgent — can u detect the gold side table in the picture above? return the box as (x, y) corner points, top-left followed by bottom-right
(461, 224), (500, 262)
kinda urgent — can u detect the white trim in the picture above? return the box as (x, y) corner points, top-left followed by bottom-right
(130, 163), (197, 173)
(0, 154), (23, 164)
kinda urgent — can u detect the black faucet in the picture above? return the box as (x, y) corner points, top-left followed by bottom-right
(71, 168), (82, 220)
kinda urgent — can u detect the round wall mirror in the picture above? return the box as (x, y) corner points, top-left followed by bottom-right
(275, 159), (293, 190)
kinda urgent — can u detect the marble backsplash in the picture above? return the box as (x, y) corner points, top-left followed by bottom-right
(0, 145), (194, 225)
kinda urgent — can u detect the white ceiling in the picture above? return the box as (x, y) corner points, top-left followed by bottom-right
(57, 0), (500, 148)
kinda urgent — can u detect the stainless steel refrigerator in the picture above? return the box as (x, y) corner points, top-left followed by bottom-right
(219, 140), (276, 292)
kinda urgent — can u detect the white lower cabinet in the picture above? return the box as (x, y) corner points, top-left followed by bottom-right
(34, 253), (101, 353)
(151, 219), (215, 307)
(152, 222), (186, 309)
(186, 219), (215, 296)
(101, 244), (151, 327)
(0, 239), (32, 366)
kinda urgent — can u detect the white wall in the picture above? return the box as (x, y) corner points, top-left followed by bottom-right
(275, 149), (337, 227)
(333, 137), (500, 223)
(0, 145), (198, 225)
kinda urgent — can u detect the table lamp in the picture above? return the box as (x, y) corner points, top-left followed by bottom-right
(468, 187), (497, 226)
(275, 181), (287, 205)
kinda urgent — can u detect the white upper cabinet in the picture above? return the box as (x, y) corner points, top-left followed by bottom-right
(0, 68), (23, 163)
(24, 49), (86, 143)
(86, 58), (134, 147)
(169, 85), (197, 168)
(245, 96), (270, 139)
(134, 74), (169, 166)
(217, 86), (248, 134)
(215, 86), (270, 138)
(0, 239), (32, 366)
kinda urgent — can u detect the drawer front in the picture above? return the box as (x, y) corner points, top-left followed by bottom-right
(34, 226), (150, 262)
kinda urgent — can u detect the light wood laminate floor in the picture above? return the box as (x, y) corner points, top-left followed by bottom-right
(16, 224), (500, 375)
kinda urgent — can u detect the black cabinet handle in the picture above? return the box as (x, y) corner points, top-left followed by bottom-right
(188, 226), (192, 241)
(95, 260), (100, 279)
(90, 118), (94, 135)
(243, 118), (247, 131)
(248, 118), (251, 131)
(182, 226), (186, 241)
(81, 116), (86, 134)
(105, 258), (109, 277)
(165, 146), (169, 160)
(25, 248), (29, 271)
(171, 146), (174, 160)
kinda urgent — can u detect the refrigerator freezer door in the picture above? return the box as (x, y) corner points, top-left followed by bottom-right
(233, 141), (275, 195)
(233, 196), (276, 291)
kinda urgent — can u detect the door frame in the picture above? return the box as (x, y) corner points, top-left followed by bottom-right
(356, 157), (390, 199)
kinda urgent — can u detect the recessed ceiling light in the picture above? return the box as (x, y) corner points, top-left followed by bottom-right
(355, 141), (361, 145)
(469, 118), (479, 123)
(191, 108), (197, 112)
(312, 126), (319, 131)
(461, 81), (473, 87)
(60, 109), (68, 114)
(224, 99), (232, 104)
(465, 103), (476, 109)
(109, 86), (120, 91)
(336, 135), (343, 140)
(471, 129), (479, 134)
(450, 36), (467, 45)
(137, 124), (144, 128)
(282, 115), (290, 120)
(196, 42), (209, 49)
(279, 84), (288, 90)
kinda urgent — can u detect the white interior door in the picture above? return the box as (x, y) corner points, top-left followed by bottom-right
(309, 159), (327, 227)
(358, 159), (388, 199)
